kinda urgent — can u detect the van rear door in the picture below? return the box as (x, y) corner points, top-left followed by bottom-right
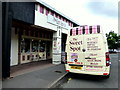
(66, 27), (85, 68)
(83, 34), (106, 72)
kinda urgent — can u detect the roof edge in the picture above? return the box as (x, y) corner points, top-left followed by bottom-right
(35, 0), (80, 25)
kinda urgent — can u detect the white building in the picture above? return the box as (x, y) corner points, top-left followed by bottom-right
(10, 1), (79, 66)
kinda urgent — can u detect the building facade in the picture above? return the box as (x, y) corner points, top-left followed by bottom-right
(2, 1), (79, 78)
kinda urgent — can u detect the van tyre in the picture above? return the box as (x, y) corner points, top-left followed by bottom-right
(106, 74), (110, 78)
(103, 74), (110, 79)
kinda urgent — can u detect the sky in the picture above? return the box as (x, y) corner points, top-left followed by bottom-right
(42, 0), (119, 35)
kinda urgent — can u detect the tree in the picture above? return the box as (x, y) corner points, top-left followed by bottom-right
(106, 31), (120, 51)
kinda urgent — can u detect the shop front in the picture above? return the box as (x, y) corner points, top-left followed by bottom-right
(20, 38), (52, 64)
(11, 21), (53, 66)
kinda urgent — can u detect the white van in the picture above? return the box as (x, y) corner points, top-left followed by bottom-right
(65, 25), (111, 78)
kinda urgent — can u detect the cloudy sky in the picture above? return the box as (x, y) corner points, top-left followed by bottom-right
(42, 0), (118, 35)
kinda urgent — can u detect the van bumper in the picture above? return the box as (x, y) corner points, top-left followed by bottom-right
(67, 70), (110, 76)
(66, 66), (110, 76)
(65, 64), (110, 76)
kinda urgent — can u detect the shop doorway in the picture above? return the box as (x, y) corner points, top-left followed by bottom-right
(62, 33), (67, 52)
(46, 41), (52, 59)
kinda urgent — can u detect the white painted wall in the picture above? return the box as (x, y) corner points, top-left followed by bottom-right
(10, 27), (18, 66)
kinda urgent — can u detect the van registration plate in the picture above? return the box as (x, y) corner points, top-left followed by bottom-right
(70, 66), (82, 69)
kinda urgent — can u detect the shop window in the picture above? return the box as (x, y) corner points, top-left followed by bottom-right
(21, 38), (30, 53)
(25, 30), (29, 36)
(23, 30), (26, 35)
(50, 34), (52, 39)
(31, 55), (34, 60)
(21, 30), (23, 35)
(46, 41), (50, 57)
(36, 54), (38, 57)
(30, 31), (34, 36)
(15, 28), (18, 34)
(42, 33), (45, 38)
(22, 55), (25, 61)
(45, 34), (47, 38)
(35, 31), (38, 37)
(32, 40), (38, 52)
(38, 32), (40, 37)
(28, 31), (31, 36)
(27, 55), (30, 60)
(33, 31), (36, 37)
(39, 40), (46, 52)
(40, 32), (42, 38)
(48, 34), (50, 39)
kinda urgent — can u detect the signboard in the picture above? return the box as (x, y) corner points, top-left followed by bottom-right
(53, 37), (61, 53)
(47, 14), (69, 29)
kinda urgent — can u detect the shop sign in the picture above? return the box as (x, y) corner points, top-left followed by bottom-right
(47, 14), (69, 29)
(53, 37), (61, 53)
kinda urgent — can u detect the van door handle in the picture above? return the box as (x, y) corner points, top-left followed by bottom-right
(85, 57), (91, 59)
(82, 49), (86, 52)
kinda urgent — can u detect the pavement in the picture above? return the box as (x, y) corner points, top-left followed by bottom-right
(2, 60), (68, 88)
(10, 59), (55, 77)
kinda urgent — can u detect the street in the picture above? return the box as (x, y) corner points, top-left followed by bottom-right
(58, 54), (118, 88)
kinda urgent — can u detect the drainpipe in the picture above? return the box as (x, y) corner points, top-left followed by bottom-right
(0, 2), (2, 79)
(2, 2), (12, 79)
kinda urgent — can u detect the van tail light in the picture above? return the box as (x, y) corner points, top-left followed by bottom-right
(66, 70), (70, 72)
(65, 52), (67, 64)
(106, 52), (110, 66)
(103, 73), (108, 75)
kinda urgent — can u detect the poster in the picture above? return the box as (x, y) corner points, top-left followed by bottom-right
(71, 53), (78, 62)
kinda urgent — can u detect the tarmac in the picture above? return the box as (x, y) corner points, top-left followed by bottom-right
(2, 60), (68, 88)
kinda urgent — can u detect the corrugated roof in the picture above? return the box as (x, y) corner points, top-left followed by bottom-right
(35, 0), (80, 26)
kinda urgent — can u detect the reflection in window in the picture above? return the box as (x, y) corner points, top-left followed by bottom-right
(39, 40), (46, 52)
(21, 38), (30, 53)
(32, 40), (38, 52)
